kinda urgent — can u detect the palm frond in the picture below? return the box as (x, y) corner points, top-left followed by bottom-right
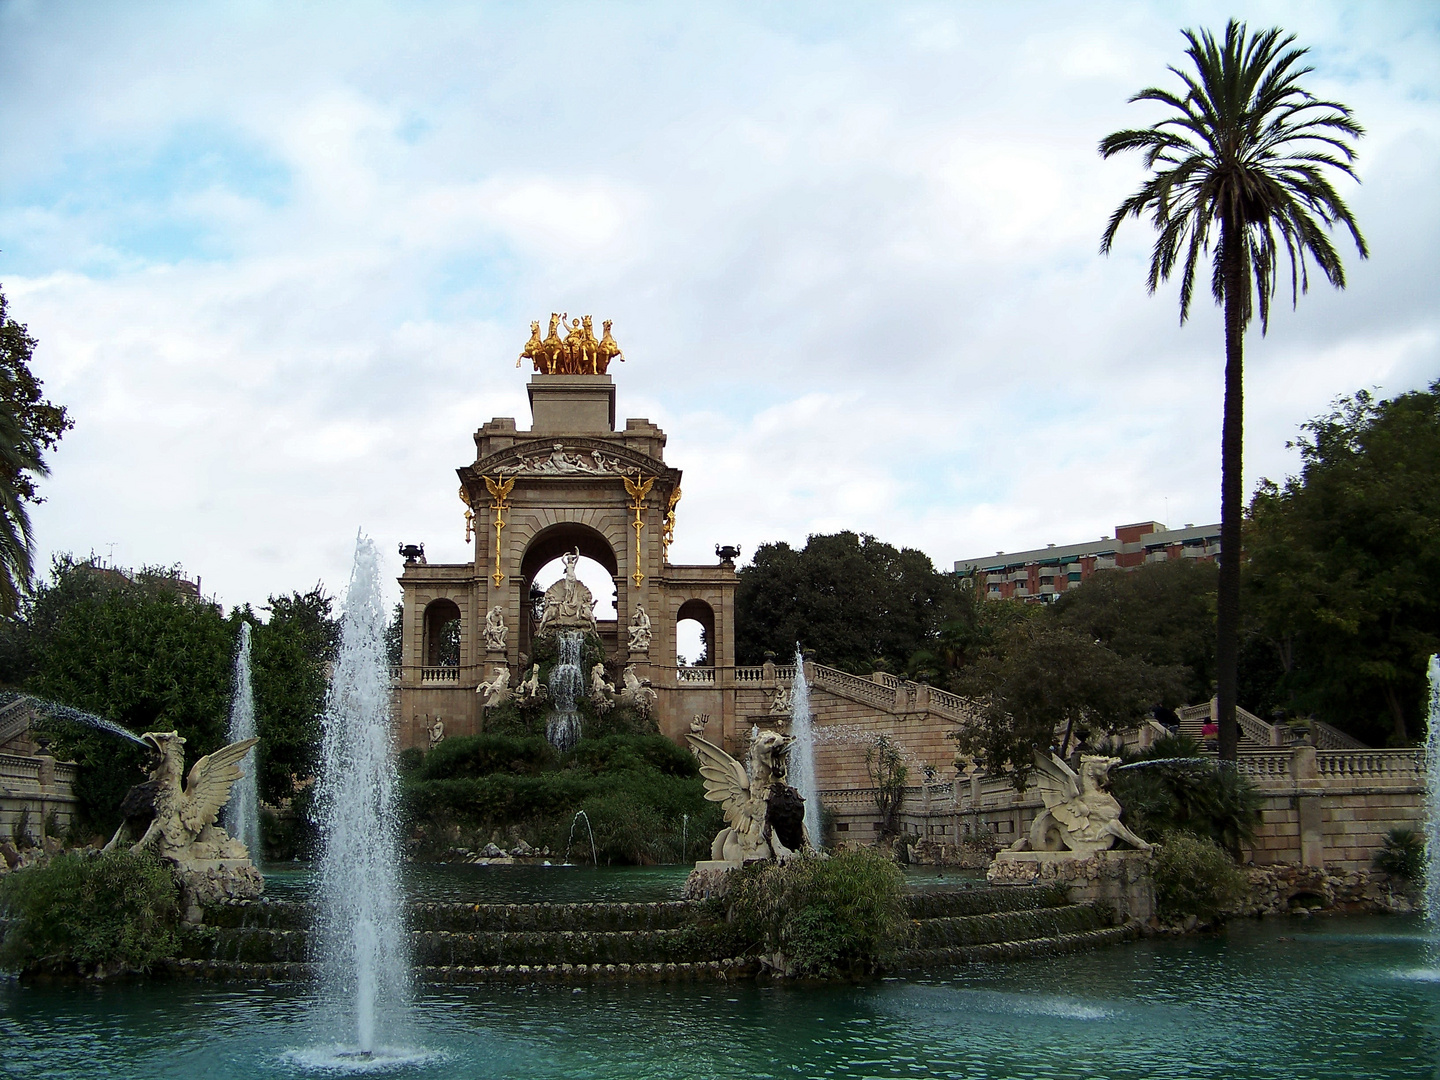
(1098, 18), (1367, 331)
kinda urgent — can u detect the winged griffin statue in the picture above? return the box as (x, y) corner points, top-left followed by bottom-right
(1012, 751), (1151, 855)
(105, 731), (260, 865)
(685, 730), (809, 866)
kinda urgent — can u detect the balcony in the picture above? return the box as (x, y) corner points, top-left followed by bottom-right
(420, 666), (461, 685)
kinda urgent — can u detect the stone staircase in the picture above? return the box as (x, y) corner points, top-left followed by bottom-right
(165, 884), (1134, 982)
(1176, 700), (1367, 753)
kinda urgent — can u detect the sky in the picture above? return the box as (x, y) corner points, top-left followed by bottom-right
(1, 1), (1436, 619)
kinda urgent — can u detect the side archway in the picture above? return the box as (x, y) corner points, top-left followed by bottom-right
(675, 598), (715, 668)
(422, 598), (463, 667)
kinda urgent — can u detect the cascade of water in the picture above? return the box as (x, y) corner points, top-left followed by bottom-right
(1424, 654), (1440, 923)
(790, 644), (821, 849)
(313, 534), (409, 1055)
(546, 630), (585, 751)
(223, 622), (261, 861)
(565, 809), (598, 866)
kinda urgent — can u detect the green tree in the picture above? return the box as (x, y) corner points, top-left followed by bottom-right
(0, 288), (72, 614)
(735, 532), (965, 674)
(248, 586), (338, 804)
(952, 624), (1185, 789)
(1100, 21), (1367, 759)
(24, 559), (234, 832)
(1052, 559), (1218, 704)
(1245, 383), (1440, 744)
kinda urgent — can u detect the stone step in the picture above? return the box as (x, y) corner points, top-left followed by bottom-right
(904, 884), (1068, 921)
(182, 924), (742, 967)
(910, 903), (1107, 949)
(890, 923), (1140, 970)
(162, 957), (760, 983)
(203, 898), (698, 934)
(409, 926), (739, 967)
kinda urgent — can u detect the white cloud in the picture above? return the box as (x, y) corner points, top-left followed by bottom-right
(0, 1), (1435, 610)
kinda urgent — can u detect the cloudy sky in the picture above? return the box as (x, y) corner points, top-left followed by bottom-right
(2, 1), (1436, 617)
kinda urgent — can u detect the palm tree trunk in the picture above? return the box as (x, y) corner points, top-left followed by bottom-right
(1215, 230), (1245, 762)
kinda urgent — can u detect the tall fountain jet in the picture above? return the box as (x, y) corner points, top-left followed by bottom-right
(313, 535), (409, 1056)
(790, 644), (821, 848)
(223, 622), (261, 861)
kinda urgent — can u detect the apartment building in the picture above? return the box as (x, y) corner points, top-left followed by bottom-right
(953, 521), (1221, 601)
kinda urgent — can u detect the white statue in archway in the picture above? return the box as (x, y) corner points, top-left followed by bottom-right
(536, 547), (598, 634)
(628, 603), (652, 652)
(484, 605), (508, 650)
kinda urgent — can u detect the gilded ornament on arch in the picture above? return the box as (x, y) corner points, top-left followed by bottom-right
(662, 486), (681, 561)
(623, 472), (654, 588)
(483, 474), (515, 588)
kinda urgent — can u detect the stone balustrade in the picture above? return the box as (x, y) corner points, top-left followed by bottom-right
(675, 667), (716, 685)
(420, 666), (462, 685)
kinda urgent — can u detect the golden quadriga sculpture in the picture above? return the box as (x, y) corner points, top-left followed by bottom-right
(105, 731), (264, 920)
(518, 313), (624, 374)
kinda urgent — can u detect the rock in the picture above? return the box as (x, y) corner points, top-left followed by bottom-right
(682, 866), (734, 901)
(480, 843), (504, 859)
(0, 839), (19, 869)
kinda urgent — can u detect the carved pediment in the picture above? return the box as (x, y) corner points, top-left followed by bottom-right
(464, 438), (674, 484)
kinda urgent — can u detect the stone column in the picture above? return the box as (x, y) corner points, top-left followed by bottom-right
(1291, 743), (1325, 868)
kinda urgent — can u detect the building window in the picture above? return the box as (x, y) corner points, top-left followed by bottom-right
(835, 822), (850, 832)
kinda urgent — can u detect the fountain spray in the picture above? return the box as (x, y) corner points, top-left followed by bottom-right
(223, 622), (261, 861)
(790, 644), (821, 848)
(313, 534), (409, 1055)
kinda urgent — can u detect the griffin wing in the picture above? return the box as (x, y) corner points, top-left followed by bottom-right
(180, 737), (259, 835)
(684, 734), (754, 830)
(1031, 751), (1080, 810)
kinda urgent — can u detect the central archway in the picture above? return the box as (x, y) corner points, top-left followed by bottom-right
(519, 522), (622, 657)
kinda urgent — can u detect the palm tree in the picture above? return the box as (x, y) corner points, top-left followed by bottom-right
(1099, 21), (1366, 760)
(0, 399), (47, 615)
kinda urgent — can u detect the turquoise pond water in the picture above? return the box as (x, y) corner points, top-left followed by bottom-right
(2, 914), (1435, 1078)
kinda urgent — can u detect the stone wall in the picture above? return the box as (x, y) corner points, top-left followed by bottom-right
(818, 745), (1425, 875)
(0, 753), (79, 842)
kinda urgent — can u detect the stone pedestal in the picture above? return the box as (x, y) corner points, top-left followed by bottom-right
(988, 849), (1154, 922)
(683, 862), (737, 900)
(527, 374), (616, 433)
(174, 858), (264, 924)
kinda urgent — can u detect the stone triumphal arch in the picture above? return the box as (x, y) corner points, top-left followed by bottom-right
(395, 342), (737, 749)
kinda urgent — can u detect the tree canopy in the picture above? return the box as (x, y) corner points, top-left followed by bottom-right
(0, 288), (73, 614)
(1245, 381), (1440, 745)
(1, 558), (337, 832)
(735, 532), (967, 674)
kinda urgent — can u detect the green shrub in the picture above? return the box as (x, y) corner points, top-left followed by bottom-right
(1373, 827), (1424, 881)
(1152, 833), (1248, 922)
(419, 734), (556, 780)
(0, 850), (180, 975)
(401, 731), (718, 864)
(725, 848), (908, 976)
(1107, 747), (1260, 853)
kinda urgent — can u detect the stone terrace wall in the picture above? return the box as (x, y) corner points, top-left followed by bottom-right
(1235, 746), (1422, 874)
(818, 745), (1424, 874)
